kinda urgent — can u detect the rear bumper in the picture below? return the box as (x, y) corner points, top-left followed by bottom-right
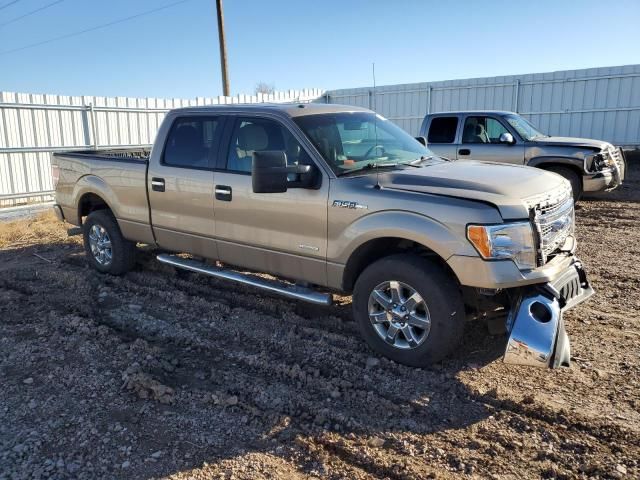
(503, 258), (594, 368)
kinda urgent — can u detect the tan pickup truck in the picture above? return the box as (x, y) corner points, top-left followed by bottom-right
(52, 104), (593, 369)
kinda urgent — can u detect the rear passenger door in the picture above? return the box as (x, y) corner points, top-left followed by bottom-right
(424, 116), (460, 159)
(148, 115), (225, 258)
(458, 115), (524, 164)
(212, 115), (329, 285)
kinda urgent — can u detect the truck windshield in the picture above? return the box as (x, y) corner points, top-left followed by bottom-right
(504, 114), (546, 141)
(293, 112), (438, 175)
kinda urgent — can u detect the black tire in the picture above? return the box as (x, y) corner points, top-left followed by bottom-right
(545, 166), (583, 202)
(82, 210), (136, 275)
(353, 254), (465, 367)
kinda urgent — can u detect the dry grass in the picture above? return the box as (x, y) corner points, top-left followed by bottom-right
(0, 211), (72, 249)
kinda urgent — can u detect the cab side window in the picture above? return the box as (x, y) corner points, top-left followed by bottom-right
(226, 117), (311, 173)
(462, 116), (510, 144)
(163, 117), (220, 168)
(427, 117), (458, 143)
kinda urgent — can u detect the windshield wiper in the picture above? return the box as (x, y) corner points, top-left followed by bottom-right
(406, 155), (436, 166)
(337, 162), (404, 177)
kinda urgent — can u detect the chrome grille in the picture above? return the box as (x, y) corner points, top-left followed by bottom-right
(525, 183), (575, 264)
(537, 199), (574, 260)
(607, 146), (624, 169)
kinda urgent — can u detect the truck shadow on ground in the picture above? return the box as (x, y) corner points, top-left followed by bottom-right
(0, 242), (516, 478)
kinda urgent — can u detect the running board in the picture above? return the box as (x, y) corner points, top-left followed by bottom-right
(156, 254), (333, 306)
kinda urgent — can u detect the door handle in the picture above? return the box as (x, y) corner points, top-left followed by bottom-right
(215, 185), (232, 201)
(458, 149), (470, 156)
(151, 177), (165, 192)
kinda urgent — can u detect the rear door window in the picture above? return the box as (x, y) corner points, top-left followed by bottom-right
(163, 116), (221, 168)
(427, 117), (458, 143)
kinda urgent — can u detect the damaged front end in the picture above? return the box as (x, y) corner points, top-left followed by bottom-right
(585, 146), (627, 191)
(504, 260), (594, 368)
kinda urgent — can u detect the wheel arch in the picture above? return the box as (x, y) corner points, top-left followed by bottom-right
(341, 236), (460, 293)
(527, 156), (584, 176)
(73, 175), (118, 224)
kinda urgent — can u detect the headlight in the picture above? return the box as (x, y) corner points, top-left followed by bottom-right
(467, 222), (537, 270)
(586, 152), (612, 171)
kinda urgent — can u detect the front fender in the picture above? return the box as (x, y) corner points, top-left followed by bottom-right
(527, 156), (585, 172)
(328, 210), (477, 266)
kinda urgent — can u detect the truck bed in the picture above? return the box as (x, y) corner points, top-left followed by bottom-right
(56, 146), (152, 162)
(52, 147), (152, 240)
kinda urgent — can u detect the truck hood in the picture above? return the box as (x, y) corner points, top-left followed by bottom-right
(379, 160), (567, 219)
(531, 136), (610, 151)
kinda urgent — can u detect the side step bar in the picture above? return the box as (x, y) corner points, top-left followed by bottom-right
(156, 254), (333, 306)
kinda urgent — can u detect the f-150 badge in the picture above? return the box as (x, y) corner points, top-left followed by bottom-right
(332, 200), (368, 210)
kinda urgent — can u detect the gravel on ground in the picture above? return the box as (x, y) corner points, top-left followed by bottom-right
(0, 162), (638, 479)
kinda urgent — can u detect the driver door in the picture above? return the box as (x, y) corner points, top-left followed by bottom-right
(213, 116), (329, 285)
(458, 115), (524, 164)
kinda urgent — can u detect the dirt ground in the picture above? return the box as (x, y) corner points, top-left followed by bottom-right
(1, 162), (639, 480)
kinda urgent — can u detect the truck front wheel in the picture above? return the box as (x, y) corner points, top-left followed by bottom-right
(353, 254), (465, 367)
(83, 210), (136, 275)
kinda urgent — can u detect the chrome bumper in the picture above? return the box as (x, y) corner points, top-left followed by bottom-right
(504, 259), (594, 368)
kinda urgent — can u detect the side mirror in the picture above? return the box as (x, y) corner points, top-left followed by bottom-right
(415, 136), (427, 146)
(252, 150), (311, 193)
(499, 132), (515, 145)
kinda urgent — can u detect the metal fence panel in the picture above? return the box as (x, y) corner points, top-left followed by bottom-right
(324, 64), (640, 147)
(0, 88), (323, 207)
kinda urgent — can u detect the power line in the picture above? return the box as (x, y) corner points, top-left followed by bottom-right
(0, 0), (65, 28)
(0, 0), (23, 12)
(0, 0), (191, 56)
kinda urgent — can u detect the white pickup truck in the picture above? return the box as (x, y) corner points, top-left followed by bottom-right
(420, 111), (626, 201)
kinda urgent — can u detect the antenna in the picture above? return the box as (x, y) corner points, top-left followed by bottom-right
(372, 62), (382, 190)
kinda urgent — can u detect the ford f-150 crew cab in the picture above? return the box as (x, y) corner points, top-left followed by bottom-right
(52, 103), (594, 369)
(420, 111), (626, 201)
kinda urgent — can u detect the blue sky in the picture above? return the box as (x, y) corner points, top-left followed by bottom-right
(1, 0), (639, 98)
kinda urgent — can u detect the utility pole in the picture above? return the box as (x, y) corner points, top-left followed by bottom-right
(215, 0), (230, 96)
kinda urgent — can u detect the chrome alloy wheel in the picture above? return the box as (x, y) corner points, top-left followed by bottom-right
(88, 224), (112, 266)
(368, 280), (431, 349)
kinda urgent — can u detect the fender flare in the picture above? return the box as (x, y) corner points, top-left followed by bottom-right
(527, 156), (585, 173)
(72, 175), (119, 223)
(330, 210), (477, 267)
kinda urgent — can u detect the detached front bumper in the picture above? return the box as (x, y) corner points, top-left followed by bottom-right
(503, 258), (594, 368)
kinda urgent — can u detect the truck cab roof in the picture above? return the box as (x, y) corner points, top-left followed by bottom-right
(426, 110), (516, 117)
(170, 103), (372, 118)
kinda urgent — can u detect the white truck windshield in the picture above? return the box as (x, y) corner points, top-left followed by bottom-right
(504, 114), (546, 141)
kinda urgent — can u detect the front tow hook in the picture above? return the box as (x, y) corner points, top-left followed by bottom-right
(503, 291), (571, 368)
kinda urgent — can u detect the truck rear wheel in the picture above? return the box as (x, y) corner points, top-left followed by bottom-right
(83, 210), (136, 275)
(545, 166), (583, 202)
(353, 254), (464, 367)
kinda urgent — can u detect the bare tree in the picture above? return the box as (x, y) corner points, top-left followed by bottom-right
(254, 82), (276, 96)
